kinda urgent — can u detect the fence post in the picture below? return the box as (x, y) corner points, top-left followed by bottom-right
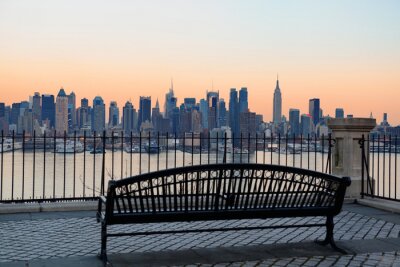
(360, 134), (365, 199)
(101, 130), (106, 196)
(327, 118), (375, 198)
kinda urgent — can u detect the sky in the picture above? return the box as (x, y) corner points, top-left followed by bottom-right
(0, 0), (399, 124)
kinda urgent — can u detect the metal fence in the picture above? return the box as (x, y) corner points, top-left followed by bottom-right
(0, 130), (333, 203)
(360, 134), (400, 202)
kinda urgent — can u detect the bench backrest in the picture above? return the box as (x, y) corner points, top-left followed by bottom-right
(105, 164), (350, 218)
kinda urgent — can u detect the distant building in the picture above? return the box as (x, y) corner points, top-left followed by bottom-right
(301, 114), (312, 136)
(32, 92), (41, 124)
(309, 98), (320, 126)
(273, 78), (282, 125)
(239, 87), (248, 113)
(199, 99), (208, 130)
(289, 109), (300, 137)
(122, 101), (134, 134)
(68, 92), (76, 129)
(335, 108), (344, 118)
(183, 98), (196, 111)
(229, 88), (239, 138)
(164, 83), (177, 119)
(55, 88), (69, 134)
(92, 96), (105, 134)
(41, 94), (55, 128)
(108, 101), (119, 127)
(138, 96), (151, 130)
(218, 99), (227, 127)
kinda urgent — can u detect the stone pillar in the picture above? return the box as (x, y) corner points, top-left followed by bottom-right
(327, 118), (376, 198)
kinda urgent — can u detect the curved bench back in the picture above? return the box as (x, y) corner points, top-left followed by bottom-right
(105, 164), (350, 218)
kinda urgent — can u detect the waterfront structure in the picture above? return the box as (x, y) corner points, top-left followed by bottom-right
(335, 108), (344, 119)
(309, 98), (320, 126)
(138, 96), (151, 130)
(239, 87), (248, 113)
(41, 94), (55, 128)
(289, 108), (300, 137)
(273, 78), (282, 125)
(55, 88), (69, 134)
(108, 101), (119, 127)
(92, 96), (105, 133)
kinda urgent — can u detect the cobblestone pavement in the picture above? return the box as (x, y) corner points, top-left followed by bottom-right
(172, 251), (400, 267)
(1, 210), (400, 263)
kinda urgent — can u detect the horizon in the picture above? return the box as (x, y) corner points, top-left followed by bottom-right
(1, 0), (399, 124)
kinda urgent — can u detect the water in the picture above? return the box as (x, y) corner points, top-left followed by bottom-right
(0, 149), (330, 201)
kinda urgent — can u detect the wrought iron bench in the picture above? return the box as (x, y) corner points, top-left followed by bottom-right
(97, 163), (351, 261)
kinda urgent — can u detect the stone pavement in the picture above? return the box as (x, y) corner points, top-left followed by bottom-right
(0, 203), (400, 266)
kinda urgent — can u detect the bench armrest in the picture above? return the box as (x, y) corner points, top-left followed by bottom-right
(97, 196), (107, 223)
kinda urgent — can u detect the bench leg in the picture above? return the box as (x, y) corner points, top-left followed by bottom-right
(99, 223), (108, 262)
(315, 216), (347, 254)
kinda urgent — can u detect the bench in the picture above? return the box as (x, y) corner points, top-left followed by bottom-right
(97, 163), (351, 261)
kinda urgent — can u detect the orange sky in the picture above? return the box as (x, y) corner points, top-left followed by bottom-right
(1, 0), (399, 124)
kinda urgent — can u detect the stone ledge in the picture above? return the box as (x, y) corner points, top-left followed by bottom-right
(0, 201), (97, 214)
(357, 198), (400, 214)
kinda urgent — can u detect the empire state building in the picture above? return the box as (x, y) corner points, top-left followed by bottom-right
(273, 77), (282, 125)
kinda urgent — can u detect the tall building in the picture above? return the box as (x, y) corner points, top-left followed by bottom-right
(138, 96), (151, 130)
(273, 78), (282, 125)
(309, 98), (320, 126)
(229, 88), (239, 137)
(164, 81), (177, 119)
(108, 101), (119, 127)
(218, 99), (227, 127)
(41, 94), (55, 128)
(289, 109), (300, 137)
(122, 101), (134, 134)
(184, 98), (196, 111)
(77, 98), (90, 128)
(92, 96), (105, 133)
(10, 103), (21, 126)
(199, 99), (208, 130)
(68, 92), (76, 129)
(301, 114), (312, 136)
(55, 88), (69, 134)
(207, 91), (219, 129)
(335, 108), (344, 118)
(239, 87), (248, 113)
(32, 92), (41, 124)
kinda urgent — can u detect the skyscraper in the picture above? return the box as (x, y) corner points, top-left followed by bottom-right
(335, 108), (344, 118)
(92, 96), (105, 133)
(218, 99), (227, 127)
(199, 99), (208, 130)
(55, 88), (69, 134)
(239, 87), (248, 113)
(138, 96), (151, 130)
(68, 92), (76, 129)
(289, 109), (300, 137)
(108, 101), (119, 127)
(273, 78), (282, 125)
(309, 98), (320, 126)
(164, 82), (177, 119)
(32, 92), (41, 124)
(301, 114), (312, 136)
(229, 88), (239, 138)
(122, 101), (134, 134)
(41, 94), (55, 128)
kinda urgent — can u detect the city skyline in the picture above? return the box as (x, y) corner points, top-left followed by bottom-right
(1, 1), (400, 123)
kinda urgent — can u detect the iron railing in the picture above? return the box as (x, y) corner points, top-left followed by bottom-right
(0, 130), (333, 203)
(360, 134), (400, 201)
